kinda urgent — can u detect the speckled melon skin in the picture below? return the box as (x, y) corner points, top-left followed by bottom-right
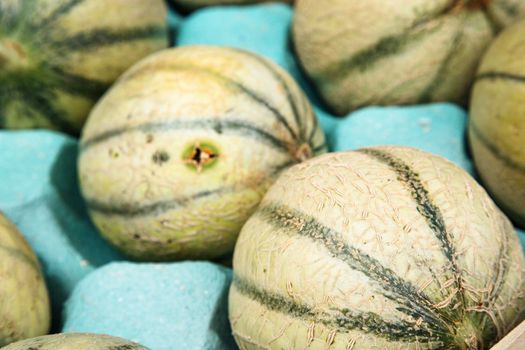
(0, 333), (150, 350)
(169, 0), (292, 11)
(0, 213), (50, 347)
(0, 0), (167, 133)
(292, 0), (525, 115)
(469, 19), (525, 229)
(78, 45), (326, 261)
(229, 146), (525, 350)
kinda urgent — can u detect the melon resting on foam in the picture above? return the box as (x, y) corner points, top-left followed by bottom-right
(469, 19), (525, 229)
(0, 0), (167, 133)
(0, 213), (50, 347)
(229, 146), (525, 350)
(78, 45), (327, 261)
(292, 0), (525, 115)
(1, 333), (150, 350)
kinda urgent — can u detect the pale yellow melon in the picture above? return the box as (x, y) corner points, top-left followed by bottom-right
(0, 0), (168, 132)
(292, 0), (525, 115)
(0, 212), (50, 347)
(230, 146), (525, 349)
(78, 45), (326, 261)
(469, 19), (525, 228)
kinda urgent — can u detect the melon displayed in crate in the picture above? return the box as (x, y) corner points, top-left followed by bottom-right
(229, 146), (525, 349)
(292, 0), (525, 115)
(0, 213), (50, 347)
(0, 0), (168, 133)
(78, 45), (326, 261)
(469, 19), (525, 229)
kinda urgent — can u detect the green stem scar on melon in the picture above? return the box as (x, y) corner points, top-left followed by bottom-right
(182, 141), (220, 173)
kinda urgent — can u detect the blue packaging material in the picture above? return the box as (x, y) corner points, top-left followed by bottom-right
(62, 261), (235, 350)
(176, 3), (322, 104)
(0, 130), (123, 328)
(332, 103), (474, 174)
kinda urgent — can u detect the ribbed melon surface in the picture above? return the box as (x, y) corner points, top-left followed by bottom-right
(230, 146), (525, 350)
(78, 45), (326, 261)
(0, 213), (50, 347)
(469, 19), (525, 229)
(0, 0), (167, 132)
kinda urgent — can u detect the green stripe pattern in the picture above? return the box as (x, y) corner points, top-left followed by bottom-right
(0, 0), (167, 132)
(232, 148), (516, 348)
(470, 122), (525, 173)
(86, 159), (294, 218)
(232, 275), (444, 344)
(81, 119), (294, 154)
(358, 149), (465, 310)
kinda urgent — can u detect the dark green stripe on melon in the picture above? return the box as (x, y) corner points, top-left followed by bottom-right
(234, 48), (305, 137)
(318, 16), (444, 82)
(312, 142), (327, 154)
(232, 274), (444, 343)
(86, 188), (227, 217)
(257, 203), (452, 331)
(85, 160), (294, 218)
(475, 71), (525, 84)
(469, 122), (525, 173)
(52, 67), (107, 99)
(120, 64), (299, 141)
(81, 119), (294, 154)
(358, 148), (465, 310)
(49, 25), (166, 50)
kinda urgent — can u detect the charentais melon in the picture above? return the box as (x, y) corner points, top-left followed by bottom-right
(292, 0), (525, 115)
(0, 0), (168, 133)
(469, 19), (525, 229)
(229, 146), (525, 350)
(0, 212), (50, 347)
(78, 45), (326, 261)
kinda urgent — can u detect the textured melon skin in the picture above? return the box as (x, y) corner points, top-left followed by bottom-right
(229, 146), (525, 350)
(78, 45), (326, 261)
(0, 0), (167, 133)
(469, 19), (525, 229)
(1, 333), (150, 350)
(0, 213), (50, 347)
(169, 0), (293, 11)
(292, 0), (525, 115)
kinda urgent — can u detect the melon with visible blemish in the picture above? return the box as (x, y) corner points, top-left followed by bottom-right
(0, 0), (168, 133)
(292, 0), (525, 115)
(1, 333), (149, 350)
(469, 19), (525, 228)
(78, 45), (326, 261)
(0, 212), (50, 347)
(229, 146), (525, 349)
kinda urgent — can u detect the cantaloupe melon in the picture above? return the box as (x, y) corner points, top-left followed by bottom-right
(1, 333), (149, 350)
(292, 0), (525, 115)
(78, 45), (326, 261)
(0, 212), (50, 347)
(0, 0), (167, 133)
(229, 146), (525, 349)
(469, 19), (525, 229)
